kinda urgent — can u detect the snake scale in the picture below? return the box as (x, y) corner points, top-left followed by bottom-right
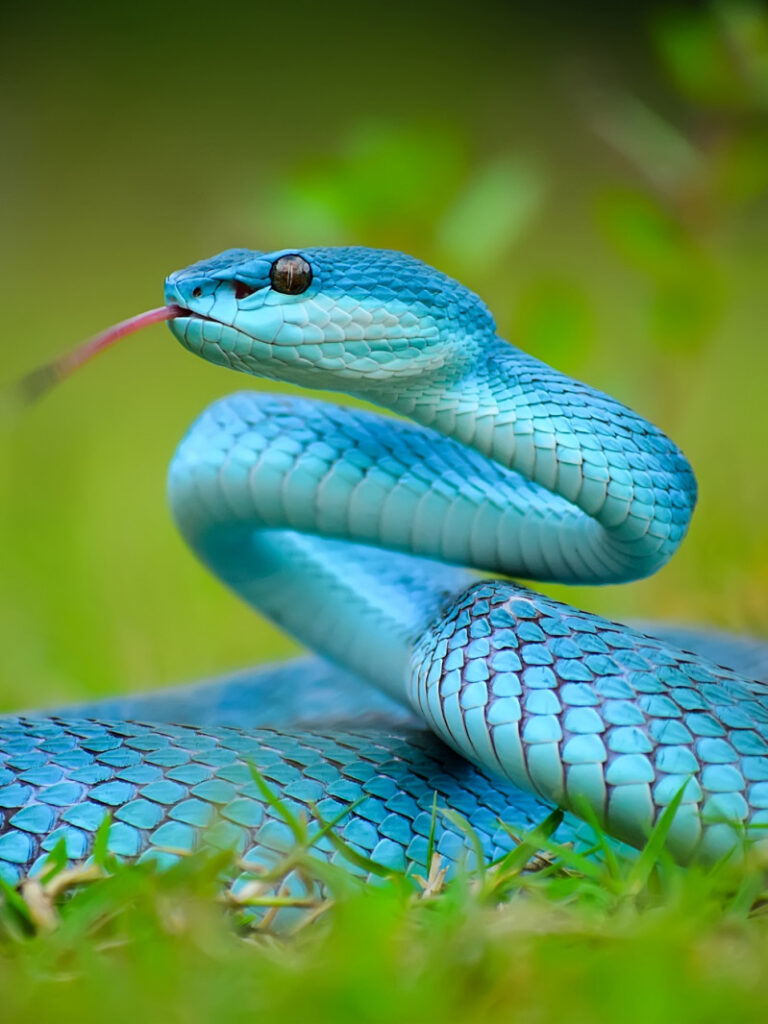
(3, 246), (768, 891)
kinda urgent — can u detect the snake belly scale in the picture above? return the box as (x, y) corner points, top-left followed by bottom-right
(2, 246), (768, 885)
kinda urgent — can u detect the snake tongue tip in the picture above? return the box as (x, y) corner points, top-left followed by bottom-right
(0, 364), (65, 424)
(13, 304), (183, 410)
(15, 363), (65, 405)
(0, 366), (54, 426)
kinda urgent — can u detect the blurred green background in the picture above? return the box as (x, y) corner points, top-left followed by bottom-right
(0, 0), (766, 711)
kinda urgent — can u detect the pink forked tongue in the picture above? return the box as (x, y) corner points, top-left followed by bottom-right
(16, 304), (184, 405)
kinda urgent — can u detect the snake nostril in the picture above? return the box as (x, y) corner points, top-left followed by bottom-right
(192, 287), (203, 299)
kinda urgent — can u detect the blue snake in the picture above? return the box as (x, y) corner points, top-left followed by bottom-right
(2, 246), (768, 886)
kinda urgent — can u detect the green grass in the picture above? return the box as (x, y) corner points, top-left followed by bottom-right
(2, 802), (768, 1024)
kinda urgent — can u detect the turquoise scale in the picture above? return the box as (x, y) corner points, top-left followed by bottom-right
(0, 704), (590, 886)
(2, 246), (767, 882)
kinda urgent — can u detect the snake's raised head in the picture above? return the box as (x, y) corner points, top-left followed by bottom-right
(164, 247), (495, 392)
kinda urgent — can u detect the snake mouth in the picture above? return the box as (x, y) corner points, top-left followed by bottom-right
(170, 310), (267, 349)
(172, 308), (219, 325)
(172, 309), (250, 332)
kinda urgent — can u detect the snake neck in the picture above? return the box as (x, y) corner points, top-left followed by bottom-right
(171, 331), (697, 702)
(366, 335), (698, 583)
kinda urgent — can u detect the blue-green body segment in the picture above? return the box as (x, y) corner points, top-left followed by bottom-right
(0, 714), (561, 887)
(411, 583), (768, 861)
(3, 245), (766, 880)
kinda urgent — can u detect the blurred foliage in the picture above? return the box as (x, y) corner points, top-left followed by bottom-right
(654, 1), (768, 110)
(0, 0), (766, 710)
(3, 796), (768, 1024)
(594, 1), (768, 357)
(260, 120), (547, 285)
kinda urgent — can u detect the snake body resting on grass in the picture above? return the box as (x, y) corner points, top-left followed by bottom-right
(2, 246), (768, 888)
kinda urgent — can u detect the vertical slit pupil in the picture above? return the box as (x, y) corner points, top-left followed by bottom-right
(270, 254), (312, 295)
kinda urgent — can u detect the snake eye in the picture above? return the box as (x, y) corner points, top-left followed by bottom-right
(270, 254), (312, 295)
(233, 280), (258, 300)
(192, 287), (203, 298)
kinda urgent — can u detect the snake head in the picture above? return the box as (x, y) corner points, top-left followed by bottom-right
(164, 247), (495, 393)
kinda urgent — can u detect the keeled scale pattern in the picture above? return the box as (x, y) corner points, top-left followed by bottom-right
(5, 246), (762, 879)
(0, 715), (579, 886)
(410, 581), (768, 861)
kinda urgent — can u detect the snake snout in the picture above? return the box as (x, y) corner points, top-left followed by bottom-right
(164, 272), (212, 310)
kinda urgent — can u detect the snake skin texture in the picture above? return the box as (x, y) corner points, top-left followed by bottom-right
(0, 714), (572, 888)
(3, 246), (767, 884)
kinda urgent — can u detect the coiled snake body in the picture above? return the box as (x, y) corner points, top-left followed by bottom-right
(2, 247), (767, 885)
